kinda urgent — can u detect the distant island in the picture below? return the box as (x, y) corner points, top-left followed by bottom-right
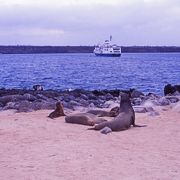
(0, 45), (180, 54)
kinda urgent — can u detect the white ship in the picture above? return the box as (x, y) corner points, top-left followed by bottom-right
(94, 36), (121, 57)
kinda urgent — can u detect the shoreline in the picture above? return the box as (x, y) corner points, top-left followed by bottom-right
(1, 46), (180, 54)
(0, 87), (179, 112)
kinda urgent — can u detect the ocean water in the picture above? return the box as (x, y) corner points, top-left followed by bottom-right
(0, 53), (179, 94)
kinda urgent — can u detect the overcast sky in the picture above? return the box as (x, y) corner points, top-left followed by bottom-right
(0, 0), (180, 46)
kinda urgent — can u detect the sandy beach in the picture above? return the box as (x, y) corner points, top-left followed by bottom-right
(0, 106), (180, 180)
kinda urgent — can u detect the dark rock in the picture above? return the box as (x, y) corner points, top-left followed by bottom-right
(98, 95), (106, 101)
(0, 102), (3, 107)
(62, 101), (75, 110)
(172, 91), (180, 96)
(69, 100), (81, 107)
(88, 103), (95, 108)
(105, 93), (114, 101)
(164, 84), (180, 96)
(132, 98), (142, 106)
(80, 94), (88, 100)
(92, 90), (105, 96)
(87, 93), (97, 100)
(30, 101), (55, 111)
(15, 101), (33, 112)
(78, 99), (89, 107)
(0, 95), (24, 105)
(158, 97), (171, 106)
(165, 96), (179, 103)
(63, 94), (75, 102)
(88, 100), (99, 106)
(23, 93), (37, 101)
(3, 102), (17, 110)
(40, 90), (60, 99)
(36, 94), (50, 101)
(130, 89), (144, 98)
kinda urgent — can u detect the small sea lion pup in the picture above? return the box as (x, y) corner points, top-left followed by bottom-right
(65, 113), (107, 126)
(48, 102), (66, 119)
(88, 92), (146, 134)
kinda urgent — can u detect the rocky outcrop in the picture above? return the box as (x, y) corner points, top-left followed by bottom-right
(0, 87), (179, 113)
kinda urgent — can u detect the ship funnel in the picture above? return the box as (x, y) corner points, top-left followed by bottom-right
(110, 35), (112, 41)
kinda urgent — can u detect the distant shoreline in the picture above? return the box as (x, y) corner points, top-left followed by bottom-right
(1, 45), (180, 54)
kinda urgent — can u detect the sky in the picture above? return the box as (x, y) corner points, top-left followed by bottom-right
(0, 0), (180, 46)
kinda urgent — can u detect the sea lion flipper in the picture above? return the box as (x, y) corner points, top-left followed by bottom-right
(87, 127), (95, 130)
(133, 124), (147, 127)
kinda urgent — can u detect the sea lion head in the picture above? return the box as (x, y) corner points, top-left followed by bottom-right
(56, 102), (63, 110)
(119, 92), (131, 105)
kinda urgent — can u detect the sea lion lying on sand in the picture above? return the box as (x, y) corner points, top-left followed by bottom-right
(48, 102), (66, 119)
(65, 113), (107, 126)
(87, 106), (120, 117)
(88, 92), (146, 134)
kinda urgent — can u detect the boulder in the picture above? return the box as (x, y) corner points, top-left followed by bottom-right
(130, 89), (144, 98)
(158, 97), (171, 106)
(133, 106), (147, 113)
(165, 96), (179, 103)
(0, 95), (24, 105)
(132, 98), (142, 106)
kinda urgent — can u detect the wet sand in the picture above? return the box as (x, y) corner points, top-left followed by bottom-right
(0, 107), (180, 180)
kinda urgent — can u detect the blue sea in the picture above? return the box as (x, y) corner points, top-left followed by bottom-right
(0, 53), (179, 94)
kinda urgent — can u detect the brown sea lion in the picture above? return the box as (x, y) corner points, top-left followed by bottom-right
(87, 110), (110, 117)
(48, 102), (66, 119)
(88, 92), (146, 133)
(87, 106), (120, 117)
(65, 113), (107, 126)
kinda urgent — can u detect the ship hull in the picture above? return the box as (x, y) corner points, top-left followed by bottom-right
(94, 53), (121, 57)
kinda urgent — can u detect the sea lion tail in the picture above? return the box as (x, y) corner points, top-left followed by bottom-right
(133, 124), (147, 127)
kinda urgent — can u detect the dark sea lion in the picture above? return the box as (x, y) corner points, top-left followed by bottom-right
(65, 113), (107, 126)
(87, 106), (120, 117)
(88, 92), (146, 133)
(48, 102), (66, 119)
(33, 85), (43, 91)
(164, 84), (180, 96)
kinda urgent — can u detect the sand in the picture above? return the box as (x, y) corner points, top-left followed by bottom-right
(0, 107), (180, 180)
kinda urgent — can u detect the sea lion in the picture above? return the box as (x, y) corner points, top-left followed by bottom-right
(33, 85), (43, 91)
(88, 92), (146, 133)
(87, 110), (111, 117)
(65, 113), (107, 126)
(164, 84), (180, 96)
(48, 102), (66, 119)
(109, 106), (120, 117)
(87, 106), (120, 117)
